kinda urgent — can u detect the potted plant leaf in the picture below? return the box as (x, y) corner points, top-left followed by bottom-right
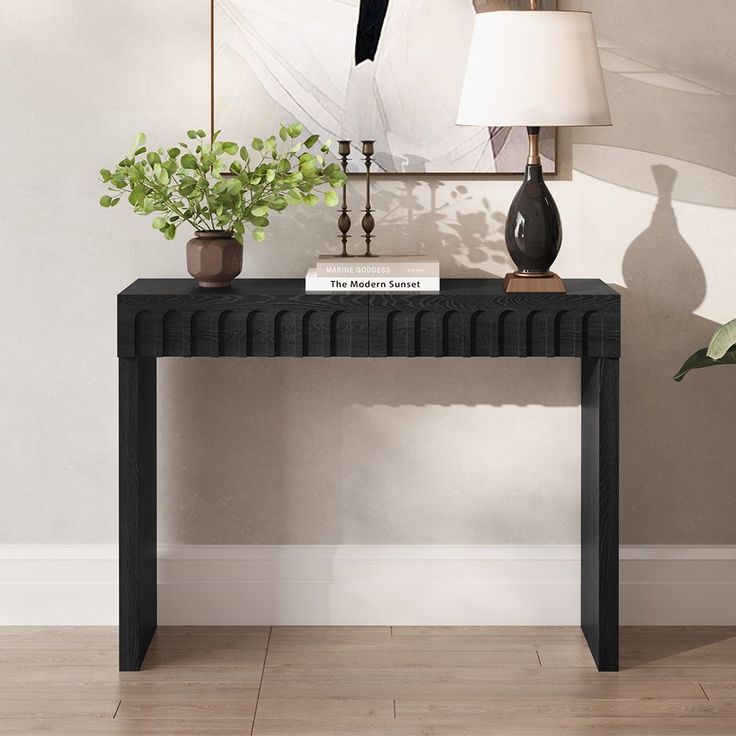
(100, 124), (346, 287)
(674, 319), (736, 381)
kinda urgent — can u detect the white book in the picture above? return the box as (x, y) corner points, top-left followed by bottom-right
(305, 268), (440, 293)
(316, 255), (439, 279)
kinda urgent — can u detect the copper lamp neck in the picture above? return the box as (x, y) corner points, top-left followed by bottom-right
(527, 126), (541, 166)
(530, 0), (538, 9)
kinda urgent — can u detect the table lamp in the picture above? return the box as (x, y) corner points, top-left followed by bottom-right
(456, 3), (611, 293)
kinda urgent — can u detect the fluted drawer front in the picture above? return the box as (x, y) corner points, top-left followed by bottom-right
(118, 279), (620, 359)
(118, 280), (369, 357)
(368, 289), (620, 358)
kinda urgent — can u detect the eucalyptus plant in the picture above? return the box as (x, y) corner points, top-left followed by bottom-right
(99, 124), (346, 243)
(674, 318), (736, 381)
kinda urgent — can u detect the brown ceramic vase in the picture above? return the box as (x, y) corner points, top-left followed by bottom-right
(186, 231), (243, 288)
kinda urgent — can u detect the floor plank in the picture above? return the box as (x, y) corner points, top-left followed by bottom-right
(1, 626), (736, 736)
(255, 697), (394, 720)
(251, 717), (736, 736)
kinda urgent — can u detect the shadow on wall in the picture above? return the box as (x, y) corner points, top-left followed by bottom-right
(157, 0), (736, 552)
(156, 176), (583, 550)
(246, 175), (511, 280)
(568, 0), (736, 208)
(615, 164), (736, 544)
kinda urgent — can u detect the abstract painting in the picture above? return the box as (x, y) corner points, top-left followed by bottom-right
(213, 0), (557, 174)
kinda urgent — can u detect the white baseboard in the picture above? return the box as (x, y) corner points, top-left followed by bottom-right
(1, 545), (735, 626)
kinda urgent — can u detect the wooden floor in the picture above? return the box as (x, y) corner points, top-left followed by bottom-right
(1, 627), (736, 735)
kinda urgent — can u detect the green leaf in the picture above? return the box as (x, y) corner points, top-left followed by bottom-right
(324, 190), (339, 207)
(304, 134), (320, 149)
(128, 184), (146, 206)
(187, 130), (198, 139)
(286, 122), (303, 138)
(134, 132), (146, 148)
(100, 168), (112, 182)
(303, 193), (319, 206)
(99, 195), (112, 207)
(279, 126), (289, 142)
(674, 347), (736, 381)
(251, 205), (269, 217)
(146, 151), (161, 166)
(168, 147), (181, 159)
(212, 129), (221, 142)
(226, 178), (243, 194)
(110, 197), (120, 207)
(300, 160), (318, 179)
(266, 168), (276, 183)
(269, 196), (288, 211)
(239, 146), (250, 162)
(152, 216), (167, 230)
(329, 171), (347, 187)
(197, 129), (206, 138)
(222, 141), (238, 155)
(134, 146), (147, 156)
(252, 137), (264, 151)
(707, 318), (736, 360)
(253, 227), (266, 242)
(264, 136), (277, 153)
(181, 153), (198, 169)
(164, 223), (177, 239)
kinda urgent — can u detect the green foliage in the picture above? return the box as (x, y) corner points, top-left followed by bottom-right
(707, 318), (736, 361)
(674, 318), (736, 381)
(99, 125), (346, 244)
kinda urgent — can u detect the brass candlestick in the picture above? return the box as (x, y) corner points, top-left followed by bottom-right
(337, 140), (352, 257)
(361, 140), (376, 257)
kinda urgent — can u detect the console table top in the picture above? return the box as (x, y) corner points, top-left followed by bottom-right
(118, 278), (620, 359)
(120, 277), (618, 299)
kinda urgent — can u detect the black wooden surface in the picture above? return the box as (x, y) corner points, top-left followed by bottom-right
(118, 279), (620, 359)
(119, 358), (157, 671)
(581, 357), (620, 671)
(118, 277), (620, 672)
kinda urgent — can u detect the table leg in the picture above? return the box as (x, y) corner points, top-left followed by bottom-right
(581, 357), (619, 671)
(119, 357), (157, 671)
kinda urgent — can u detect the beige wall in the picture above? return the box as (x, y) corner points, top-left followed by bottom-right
(1, 0), (734, 546)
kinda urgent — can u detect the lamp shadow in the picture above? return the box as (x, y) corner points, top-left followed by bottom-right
(615, 164), (736, 546)
(158, 165), (735, 630)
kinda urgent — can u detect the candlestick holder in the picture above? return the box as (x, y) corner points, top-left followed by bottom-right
(336, 140), (352, 257)
(361, 140), (376, 257)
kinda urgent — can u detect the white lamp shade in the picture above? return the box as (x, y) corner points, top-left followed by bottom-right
(456, 11), (611, 128)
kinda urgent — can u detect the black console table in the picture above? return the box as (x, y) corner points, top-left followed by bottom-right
(118, 278), (620, 672)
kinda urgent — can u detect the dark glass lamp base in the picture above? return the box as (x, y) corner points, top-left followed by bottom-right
(504, 146), (564, 293)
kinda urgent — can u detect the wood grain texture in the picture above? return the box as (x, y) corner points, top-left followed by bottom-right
(118, 278), (620, 359)
(369, 279), (620, 358)
(4, 627), (736, 735)
(117, 279), (622, 673)
(581, 357), (620, 672)
(119, 358), (157, 672)
(118, 279), (370, 358)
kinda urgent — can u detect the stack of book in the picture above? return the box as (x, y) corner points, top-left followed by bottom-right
(305, 255), (440, 292)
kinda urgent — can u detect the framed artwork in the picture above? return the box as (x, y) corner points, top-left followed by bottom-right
(213, 0), (557, 174)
